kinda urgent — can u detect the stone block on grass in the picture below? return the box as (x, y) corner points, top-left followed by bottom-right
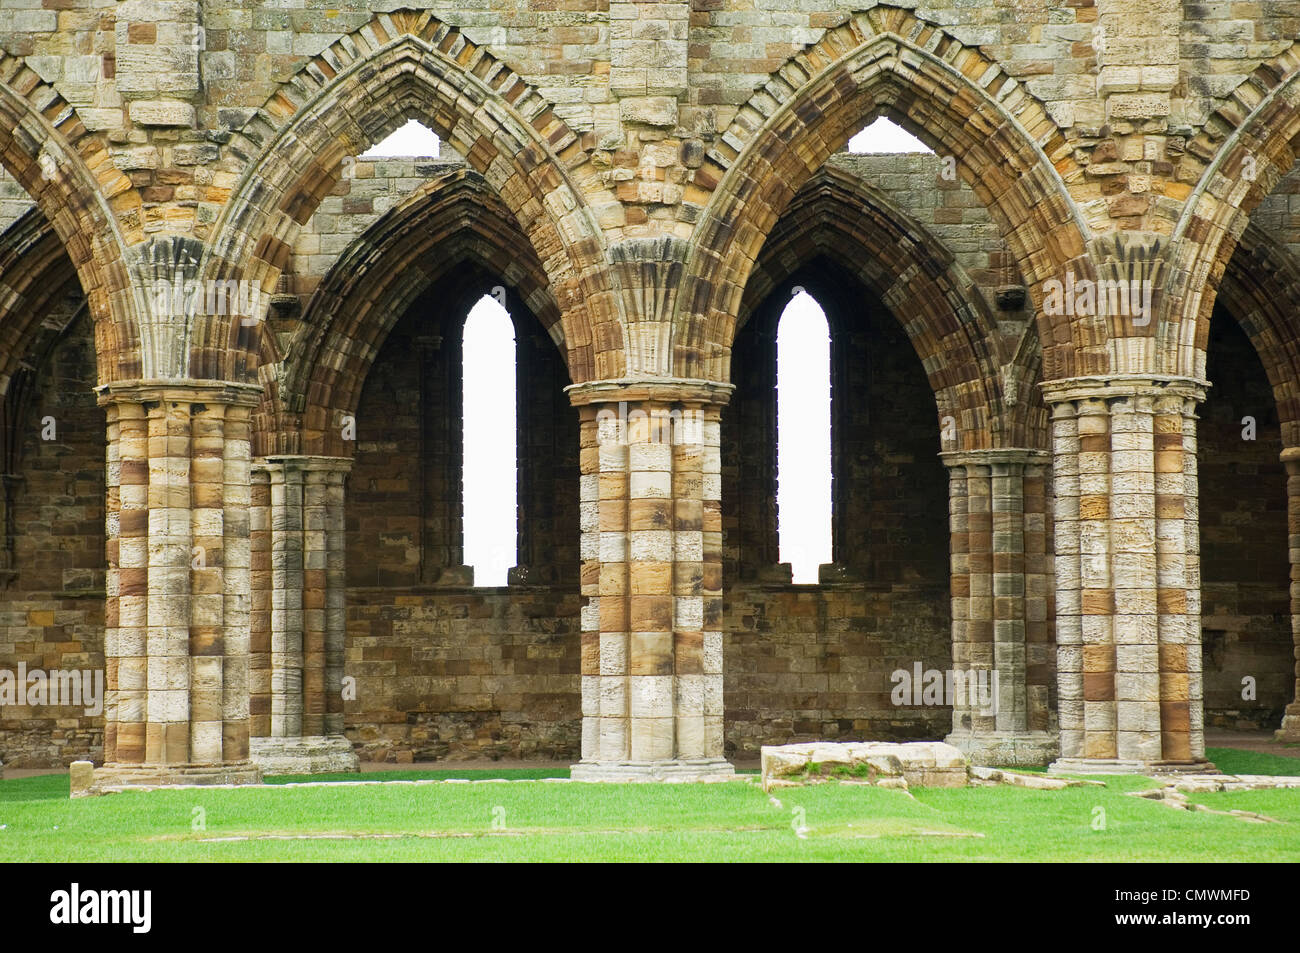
(760, 741), (969, 791)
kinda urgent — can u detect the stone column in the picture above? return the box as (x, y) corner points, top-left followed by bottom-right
(1042, 376), (1213, 773)
(1276, 448), (1300, 741)
(568, 380), (734, 781)
(94, 380), (263, 789)
(248, 455), (358, 774)
(941, 449), (1058, 765)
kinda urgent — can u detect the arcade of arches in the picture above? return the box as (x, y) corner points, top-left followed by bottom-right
(2, 2), (1300, 784)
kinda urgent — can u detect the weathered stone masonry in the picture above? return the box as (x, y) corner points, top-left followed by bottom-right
(2, 1), (1300, 780)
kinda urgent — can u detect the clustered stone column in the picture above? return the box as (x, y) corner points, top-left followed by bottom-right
(95, 381), (263, 787)
(248, 455), (358, 774)
(1043, 376), (1211, 771)
(941, 449), (1058, 765)
(568, 381), (734, 780)
(1276, 447), (1300, 742)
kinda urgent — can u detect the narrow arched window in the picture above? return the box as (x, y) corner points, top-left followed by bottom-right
(777, 290), (832, 583)
(462, 294), (517, 585)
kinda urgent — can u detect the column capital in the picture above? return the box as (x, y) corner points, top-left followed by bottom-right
(253, 454), (354, 476)
(95, 378), (264, 408)
(565, 377), (734, 408)
(939, 448), (1051, 468)
(1039, 374), (1208, 405)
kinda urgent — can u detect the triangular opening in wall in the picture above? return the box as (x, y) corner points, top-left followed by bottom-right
(847, 117), (934, 154)
(359, 119), (441, 159)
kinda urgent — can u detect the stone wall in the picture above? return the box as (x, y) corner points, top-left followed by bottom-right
(719, 255), (955, 759)
(0, 309), (106, 767)
(825, 151), (1029, 331)
(2, 145), (1295, 767)
(723, 582), (951, 758)
(1199, 309), (1293, 729)
(7, 0), (1300, 768)
(0, 167), (33, 234)
(343, 587), (582, 762)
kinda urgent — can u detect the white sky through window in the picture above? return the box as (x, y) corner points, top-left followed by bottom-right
(462, 295), (517, 586)
(360, 119), (440, 158)
(777, 291), (833, 583)
(848, 117), (933, 154)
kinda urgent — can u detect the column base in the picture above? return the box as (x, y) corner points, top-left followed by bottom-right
(945, 730), (1059, 767)
(72, 761), (263, 797)
(569, 758), (737, 782)
(1047, 758), (1218, 776)
(250, 735), (360, 776)
(1275, 707), (1300, 743)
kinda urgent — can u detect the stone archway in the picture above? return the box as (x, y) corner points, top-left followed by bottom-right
(247, 164), (581, 773)
(720, 162), (1056, 765)
(1161, 47), (1300, 382)
(0, 55), (142, 384)
(200, 14), (616, 387)
(1214, 226), (1300, 741)
(672, 7), (1093, 384)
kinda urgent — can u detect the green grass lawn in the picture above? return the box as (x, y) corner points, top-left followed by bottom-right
(1, 758), (1298, 861)
(1205, 746), (1300, 777)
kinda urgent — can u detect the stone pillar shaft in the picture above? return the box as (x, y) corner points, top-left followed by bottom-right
(269, 463), (305, 738)
(248, 455), (357, 774)
(97, 380), (262, 787)
(942, 449), (1058, 765)
(1044, 376), (1209, 772)
(570, 381), (733, 780)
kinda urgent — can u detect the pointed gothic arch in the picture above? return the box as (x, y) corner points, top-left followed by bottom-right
(0, 54), (141, 384)
(201, 11), (617, 387)
(736, 165), (1037, 451)
(1163, 46), (1300, 381)
(673, 7), (1092, 384)
(256, 168), (559, 458)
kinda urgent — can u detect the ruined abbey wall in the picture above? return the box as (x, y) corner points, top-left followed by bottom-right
(2, 0), (1300, 775)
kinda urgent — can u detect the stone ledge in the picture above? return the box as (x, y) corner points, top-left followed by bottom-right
(1039, 374), (1210, 404)
(250, 736), (360, 776)
(95, 378), (265, 408)
(564, 377), (735, 407)
(569, 759), (736, 782)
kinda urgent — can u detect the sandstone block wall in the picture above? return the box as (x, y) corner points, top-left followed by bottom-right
(0, 311), (105, 767)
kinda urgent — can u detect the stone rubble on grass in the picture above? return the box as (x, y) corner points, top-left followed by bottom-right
(1128, 784), (1282, 823)
(1144, 773), (1300, 793)
(969, 765), (1104, 789)
(760, 741), (1119, 792)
